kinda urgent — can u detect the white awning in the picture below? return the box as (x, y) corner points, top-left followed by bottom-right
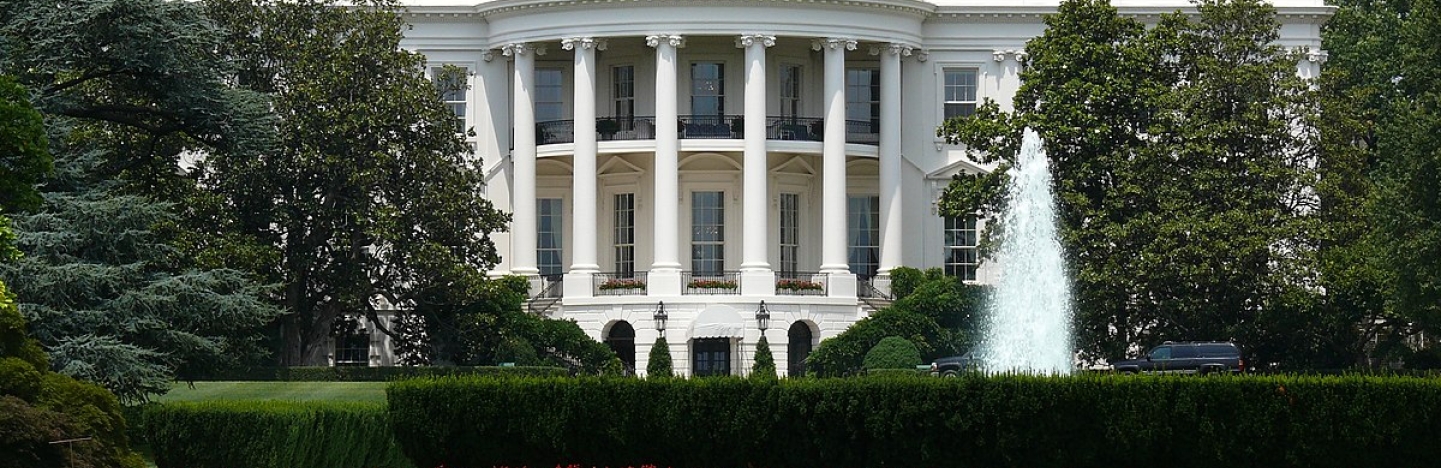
(688, 304), (745, 339)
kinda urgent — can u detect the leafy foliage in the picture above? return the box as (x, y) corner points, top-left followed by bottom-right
(806, 309), (957, 377)
(0, 76), (51, 213)
(939, 0), (1318, 365)
(647, 337), (673, 378)
(862, 336), (923, 371)
(199, 0), (510, 365)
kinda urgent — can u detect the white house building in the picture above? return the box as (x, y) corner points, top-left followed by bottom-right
(343, 0), (1329, 375)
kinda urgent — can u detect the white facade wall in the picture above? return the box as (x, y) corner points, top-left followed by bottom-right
(384, 0), (1330, 376)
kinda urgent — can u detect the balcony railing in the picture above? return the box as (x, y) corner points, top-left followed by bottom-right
(533, 115), (880, 146)
(683, 270), (741, 295)
(776, 271), (827, 296)
(594, 271), (648, 296)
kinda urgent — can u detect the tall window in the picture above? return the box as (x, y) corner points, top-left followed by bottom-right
(538, 198), (564, 278)
(535, 68), (564, 122)
(944, 215), (979, 281)
(780, 65), (802, 119)
(779, 193), (800, 276)
(846, 69), (880, 132)
(691, 191), (725, 276)
(432, 66), (468, 133)
(614, 193), (635, 277)
(944, 68), (978, 119)
(613, 66), (635, 124)
(847, 195), (880, 278)
(691, 62), (725, 117)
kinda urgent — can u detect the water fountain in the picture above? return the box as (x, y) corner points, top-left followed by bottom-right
(977, 128), (1074, 374)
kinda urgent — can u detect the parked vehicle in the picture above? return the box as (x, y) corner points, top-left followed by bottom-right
(929, 352), (982, 377)
(1110, 341), (1245, 375)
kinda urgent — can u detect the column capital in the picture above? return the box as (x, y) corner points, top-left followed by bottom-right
(812, 37), (857, 51)
(561, 37), (608, 51)
(870, 42), (914, 57)
(735, 34), (776, 48)
(646, 35), (686, 48)
(502, 42), (546, 57)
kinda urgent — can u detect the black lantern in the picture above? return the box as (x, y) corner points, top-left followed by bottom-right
(654, 302), (668, 337)
(756, 301), (770, 332)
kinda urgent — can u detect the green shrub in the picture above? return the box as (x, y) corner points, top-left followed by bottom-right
(647, 337), (672, 378)
(145, 401), (413, 468)
(388, 374), (1441, 468)
(864, 368), (927, 378)
(863, 336), (923, 371)
(807, 309), (954, 376)
(752, 336), (776, 379)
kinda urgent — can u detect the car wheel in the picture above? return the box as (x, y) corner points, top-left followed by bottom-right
(941, 370), (960, 378)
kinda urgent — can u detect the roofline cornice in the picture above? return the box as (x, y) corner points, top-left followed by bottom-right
(404, 0), (938, 19)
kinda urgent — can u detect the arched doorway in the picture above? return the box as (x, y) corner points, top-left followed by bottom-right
(605, 321), (636, 375)
(788, 321), (814, 377)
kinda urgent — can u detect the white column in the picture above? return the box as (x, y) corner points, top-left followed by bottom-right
(875, 43), (910, 280)
(504, 42), (541, 276)
(647, 35), (685, 296)
(814, 38), (856, 278)
(738, 34), (776, 296)
(562, 37), (605, 297)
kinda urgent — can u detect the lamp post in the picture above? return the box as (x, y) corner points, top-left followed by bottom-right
(756, 300), (770, 333)
(654, 302), (668, 338)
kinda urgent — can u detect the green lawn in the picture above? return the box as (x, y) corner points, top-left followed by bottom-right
(154, 381), (389, 403)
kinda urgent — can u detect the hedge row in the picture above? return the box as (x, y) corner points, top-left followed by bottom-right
(144, 401), (413, 468)
(388, 374), (1441, 468)
(196, 365), (567, 381)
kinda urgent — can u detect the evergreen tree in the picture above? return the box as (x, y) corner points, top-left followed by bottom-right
(0, 0), (280, 400)
(751, 336), (776, 379)
(647, 337), (673, 378)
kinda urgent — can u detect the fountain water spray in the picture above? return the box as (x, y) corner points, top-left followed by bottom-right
(978, 128), (1074, 374)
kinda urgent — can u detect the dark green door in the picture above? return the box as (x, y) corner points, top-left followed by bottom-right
(692, 338), (731, 377)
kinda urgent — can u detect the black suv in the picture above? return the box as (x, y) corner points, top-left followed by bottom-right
(929, 352), (982, 377)
(1110, 341), (1245, 375)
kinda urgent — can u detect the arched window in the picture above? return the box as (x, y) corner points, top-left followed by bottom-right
(788, 322), (814, 377)
(605, 321), (636, 375)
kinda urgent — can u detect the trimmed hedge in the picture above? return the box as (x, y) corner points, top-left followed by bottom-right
(144, 401), (413, 468)
(196, 365), (566, 381)
(389, 374), (1441, 468)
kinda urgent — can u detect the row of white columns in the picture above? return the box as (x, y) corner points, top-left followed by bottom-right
(505, 35), (913, 297)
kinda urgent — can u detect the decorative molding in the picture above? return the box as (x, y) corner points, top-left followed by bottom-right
(869, 42), (914, 57)
(992, 49), (1007, 62)
(915, 49), (929, 62)
(561, 37), (608, 51)
(1306, 49), (1329, 64)
(811, 37), (857, 51)
(645, 34), (686, 48)
(992, 49), (1027, 65)
(471, 0), (937, 20)
(736, 34), (777, 48)
(501, 43), (547, 57)
(482, 50), (495, 62)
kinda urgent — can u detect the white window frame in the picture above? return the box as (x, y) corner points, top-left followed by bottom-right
(944, 215), (980, 281)
(429, 64), (471, 134)
(942, 66), (981, 121)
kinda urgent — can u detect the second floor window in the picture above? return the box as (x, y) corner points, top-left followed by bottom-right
(613, 65), (634, 123)
(780, 65), (801, 119)
(944, 215), (979, 281)
(535, 68), (564, 122)
(431, 66), (467, 133)
(691, 62), (725, 117)
(944, 68), (978, 119)
(846, 69), (880, 133)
